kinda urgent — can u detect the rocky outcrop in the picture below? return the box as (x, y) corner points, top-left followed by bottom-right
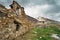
(0, 1), (39, 40)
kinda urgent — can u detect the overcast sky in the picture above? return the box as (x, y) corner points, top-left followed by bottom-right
(0, 0), (60, 21)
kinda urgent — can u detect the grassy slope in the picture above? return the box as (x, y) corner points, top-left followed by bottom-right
(15, 25), (60, 40)
(31, 25), (60, 40)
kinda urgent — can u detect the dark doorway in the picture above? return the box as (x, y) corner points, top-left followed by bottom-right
(14, 21), (22, 31)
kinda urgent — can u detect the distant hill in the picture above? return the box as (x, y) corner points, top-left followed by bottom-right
(37, 17), (60, 26)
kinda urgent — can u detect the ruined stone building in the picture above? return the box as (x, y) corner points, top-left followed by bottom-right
(0, 1), (39, 40)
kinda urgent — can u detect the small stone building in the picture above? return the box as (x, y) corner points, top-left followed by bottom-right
(37, 17), (52, 25)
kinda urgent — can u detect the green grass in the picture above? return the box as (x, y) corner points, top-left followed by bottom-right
(31, 25), (60, 40)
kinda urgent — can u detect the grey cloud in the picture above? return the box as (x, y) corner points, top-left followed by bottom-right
(45, 5), (60, 13)
(21, 0), (57, 6)
(0, 0), (58, 7)
(0, 0), (60, 21)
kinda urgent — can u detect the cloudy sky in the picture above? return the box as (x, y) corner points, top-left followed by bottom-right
(0, 0), (60, 21)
